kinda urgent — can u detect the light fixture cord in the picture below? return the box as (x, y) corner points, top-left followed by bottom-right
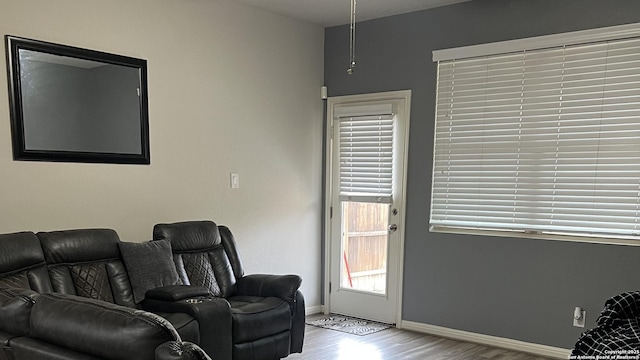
(348, 0), (356, 74)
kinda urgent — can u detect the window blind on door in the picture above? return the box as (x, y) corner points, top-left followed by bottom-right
(337, 104), (394, 203)
(430, 36), (640, 239)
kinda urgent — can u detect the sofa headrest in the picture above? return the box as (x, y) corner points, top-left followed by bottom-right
(153, 221), (221, 252)
(0, 232), (45, 274)
(37, 229), (121, 264)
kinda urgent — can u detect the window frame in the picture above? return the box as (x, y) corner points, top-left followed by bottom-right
(430, 22), (640, 246)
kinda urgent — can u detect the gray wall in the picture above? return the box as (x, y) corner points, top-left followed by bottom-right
(325, 0), (640, 348)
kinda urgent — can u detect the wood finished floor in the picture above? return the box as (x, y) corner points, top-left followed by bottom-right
(288, 314), (553, 360)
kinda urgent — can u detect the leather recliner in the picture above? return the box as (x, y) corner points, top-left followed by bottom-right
(151, 220), (305, 360)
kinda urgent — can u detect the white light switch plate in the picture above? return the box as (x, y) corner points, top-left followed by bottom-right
(230, 172), (240, 189)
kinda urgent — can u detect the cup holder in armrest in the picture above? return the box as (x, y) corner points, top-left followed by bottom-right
(184, 299), (203, 304)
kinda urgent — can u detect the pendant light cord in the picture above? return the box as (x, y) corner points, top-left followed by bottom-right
(347, 0), (356, 74)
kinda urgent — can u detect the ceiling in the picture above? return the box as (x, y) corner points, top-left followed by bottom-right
(229, 0), (471, 27)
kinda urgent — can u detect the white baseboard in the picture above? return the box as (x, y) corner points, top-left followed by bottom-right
(305, 305), (324, 315)
(400, 320), (571, 359)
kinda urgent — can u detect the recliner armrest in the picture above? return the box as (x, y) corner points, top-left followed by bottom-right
(142, 297), (233, 360)
(30, 293), (180, 360)
(146, 285), (211, 302)
(236, 274), (302, 304)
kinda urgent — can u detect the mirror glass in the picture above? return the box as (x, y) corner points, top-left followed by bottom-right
(5, 36), (150, 164)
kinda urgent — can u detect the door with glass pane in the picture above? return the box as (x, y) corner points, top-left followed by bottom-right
(326, 91), (410, 325)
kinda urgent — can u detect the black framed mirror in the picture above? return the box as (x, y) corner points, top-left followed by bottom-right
(5, 35), (150, 164)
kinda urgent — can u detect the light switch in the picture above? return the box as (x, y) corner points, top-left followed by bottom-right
(230, 172), (240, 189)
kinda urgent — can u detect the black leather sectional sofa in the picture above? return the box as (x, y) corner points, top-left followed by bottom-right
(0, 220), (305, 360)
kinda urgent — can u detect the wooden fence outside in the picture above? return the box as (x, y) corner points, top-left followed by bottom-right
(342, 202), (389, 293)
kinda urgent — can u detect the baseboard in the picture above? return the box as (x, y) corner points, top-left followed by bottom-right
(400, 320), (571, 359)
(305, 305), (324, 315)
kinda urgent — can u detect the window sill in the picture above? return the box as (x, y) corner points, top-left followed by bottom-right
(429, 225), (640, 247)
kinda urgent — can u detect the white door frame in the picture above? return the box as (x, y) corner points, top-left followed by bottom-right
(323, 90), (411, 327)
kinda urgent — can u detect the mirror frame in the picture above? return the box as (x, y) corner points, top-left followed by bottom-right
(5, 35), (150, 164)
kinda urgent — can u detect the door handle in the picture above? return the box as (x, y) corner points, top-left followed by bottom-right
(389, 224), (398, 232)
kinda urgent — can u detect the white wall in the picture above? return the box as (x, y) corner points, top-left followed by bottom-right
(0, 0), (324, 308)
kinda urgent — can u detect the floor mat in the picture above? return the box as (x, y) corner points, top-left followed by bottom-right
(306, 314), (391, 336)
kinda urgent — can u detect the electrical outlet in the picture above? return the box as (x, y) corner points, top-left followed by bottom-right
(573, 307), (586, 328)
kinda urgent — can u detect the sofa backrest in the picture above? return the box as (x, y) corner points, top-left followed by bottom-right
(0, 232), (52, 293)
(153, 221), (244, 298)
(37, 229), (136, 308)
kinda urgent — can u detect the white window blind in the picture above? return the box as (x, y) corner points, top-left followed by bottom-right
(337, 104), (394, 203)
(431, 35), (640, 240)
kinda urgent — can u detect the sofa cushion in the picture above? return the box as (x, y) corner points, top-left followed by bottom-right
(38, 229), (136, 307)
(228, 296), (291, 344)
(119, 240), (181, 304)
(178, 249), (238, 297)
(154, 221), (238, 298)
